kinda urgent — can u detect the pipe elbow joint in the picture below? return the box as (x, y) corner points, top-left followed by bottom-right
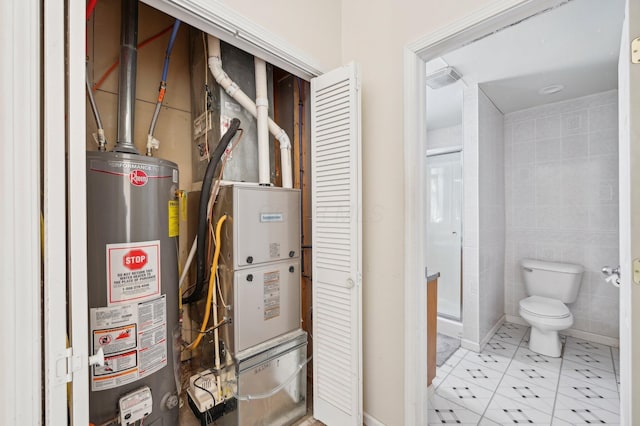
(207, 57), (225, 79)
(277, 131), (291, 150)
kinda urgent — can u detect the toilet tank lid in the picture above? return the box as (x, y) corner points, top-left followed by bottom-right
(521, 258), (584, 274)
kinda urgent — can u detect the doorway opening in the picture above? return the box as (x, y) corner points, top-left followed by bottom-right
(406, 0), (628, 424)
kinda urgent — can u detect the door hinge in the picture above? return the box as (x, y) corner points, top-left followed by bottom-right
(56, 347), (82, 384)
(632, 37), (640, 63)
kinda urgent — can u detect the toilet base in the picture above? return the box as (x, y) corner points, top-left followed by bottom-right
(528, 327), (562, 358)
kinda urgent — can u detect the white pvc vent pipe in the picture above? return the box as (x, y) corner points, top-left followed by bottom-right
(206, 35), (293, 188)
(254, 58), (270, 185)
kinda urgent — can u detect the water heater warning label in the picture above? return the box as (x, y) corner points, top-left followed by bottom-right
(107, 240), (160, 306)
(90, 296), (167, 391)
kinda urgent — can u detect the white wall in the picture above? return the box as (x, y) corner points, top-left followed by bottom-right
(219, 0), (343, 71)
(462, 85), (505, 348)
(462, 86), (481, 346)
(504, 90), (620, 339)
(478, 88), (506, 341)
(338, 2), (497, 424)
(427, 124), (463, 150)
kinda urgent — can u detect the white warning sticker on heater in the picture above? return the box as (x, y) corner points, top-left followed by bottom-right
(90, 296), (167, 391)
(106, 240), (161, 306)
(137, 296), (168, 377)
(263, 270), (281, 320)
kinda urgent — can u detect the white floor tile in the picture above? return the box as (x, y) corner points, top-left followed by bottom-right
(565, 336), (612, 358)
(554, 393), (620, 424)
(483, 393), (552, 425)
(563, 346), (615, 372)
(504, 361), (560, 391)
(483, 337), (520, 358)
(611, 346), (620, 383)
(432, 371), (447, 390)
(427, 394), (482, 425)
(499, 322), (529, 337)
(427, 324), (621, 424)
(491, 326), (527, 346)
(436, 373), (495, 415)
(561, 359), (618, 392)
(512, 346), (563, 375)
(463, 349), (512, 373)
(550, 418), (574, 426)
(478, 418), (501, 425)
(448, 357), (504, 393)
(557, 374), (620, 413)
(497, 373), (557, 414)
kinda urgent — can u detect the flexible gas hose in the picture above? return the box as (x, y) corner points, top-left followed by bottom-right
(186, 214), (227, 351)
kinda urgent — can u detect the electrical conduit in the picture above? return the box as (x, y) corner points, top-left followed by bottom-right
(186, 214), (227, 352)
(206, 35), (293, 188)
(146, 19), (181, 156)
(182, 118), (241, 304)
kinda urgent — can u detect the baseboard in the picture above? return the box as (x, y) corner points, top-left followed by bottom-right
(364, 412), (386, 426)
(461, 338), (480, 352)
(560, 328), (620, 348)
(505, 314), (620, 347)
(437, 316), (463, 338)
(505, 314), (528, 326)
(480, 314), (506, 350)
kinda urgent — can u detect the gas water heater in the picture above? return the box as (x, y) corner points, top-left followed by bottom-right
(85, 0), (180, 423)
(86, 152), (180, 425)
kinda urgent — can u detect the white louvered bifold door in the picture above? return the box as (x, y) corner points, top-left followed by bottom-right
(311, 62), (362, 425)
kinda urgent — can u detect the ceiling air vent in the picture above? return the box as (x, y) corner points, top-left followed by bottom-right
(426, 66), (462, 89)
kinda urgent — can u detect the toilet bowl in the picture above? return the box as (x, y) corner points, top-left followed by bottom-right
(519, 259), (584, 358)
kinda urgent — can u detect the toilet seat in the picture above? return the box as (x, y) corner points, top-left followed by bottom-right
(519, 296), (570, 319)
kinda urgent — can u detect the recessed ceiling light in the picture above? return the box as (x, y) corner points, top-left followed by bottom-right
(539, 84), (564, 95)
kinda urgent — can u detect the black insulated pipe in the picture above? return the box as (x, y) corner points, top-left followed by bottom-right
(115, 0), (139, 154)
(182, 118), (242, 304)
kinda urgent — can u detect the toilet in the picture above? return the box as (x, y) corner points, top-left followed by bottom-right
(519, 258), (584, 357)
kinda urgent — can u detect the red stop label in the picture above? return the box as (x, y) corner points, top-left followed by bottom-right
(123, 249), (147, 270)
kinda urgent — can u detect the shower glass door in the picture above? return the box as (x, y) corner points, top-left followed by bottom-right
(426, 151), (462, 320)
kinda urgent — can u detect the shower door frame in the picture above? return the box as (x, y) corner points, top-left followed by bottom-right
(426, 147), (463, 322)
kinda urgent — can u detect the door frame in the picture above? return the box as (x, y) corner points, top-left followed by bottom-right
(0, 0), (42, 424)
(401, 0), (629, 424)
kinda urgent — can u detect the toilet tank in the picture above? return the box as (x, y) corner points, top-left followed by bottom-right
(521, 259), (584, 303)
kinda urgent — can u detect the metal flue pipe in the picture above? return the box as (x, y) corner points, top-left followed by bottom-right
(115, 0), (139, 154)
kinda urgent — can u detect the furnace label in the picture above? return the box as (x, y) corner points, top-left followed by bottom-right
(263, 270), (281, 320)
(106, 240), (161, 305)
(90, 296), (167, 391)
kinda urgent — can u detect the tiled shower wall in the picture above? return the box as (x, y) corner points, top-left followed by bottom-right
(504, 90), (620, 339)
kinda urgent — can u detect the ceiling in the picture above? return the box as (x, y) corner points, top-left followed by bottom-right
(426, 0), (625, 130)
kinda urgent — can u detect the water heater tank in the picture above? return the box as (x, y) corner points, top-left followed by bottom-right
(86, 151), (180, 425)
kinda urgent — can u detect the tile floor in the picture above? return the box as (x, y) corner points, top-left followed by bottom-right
(429, 323), (620, 425)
